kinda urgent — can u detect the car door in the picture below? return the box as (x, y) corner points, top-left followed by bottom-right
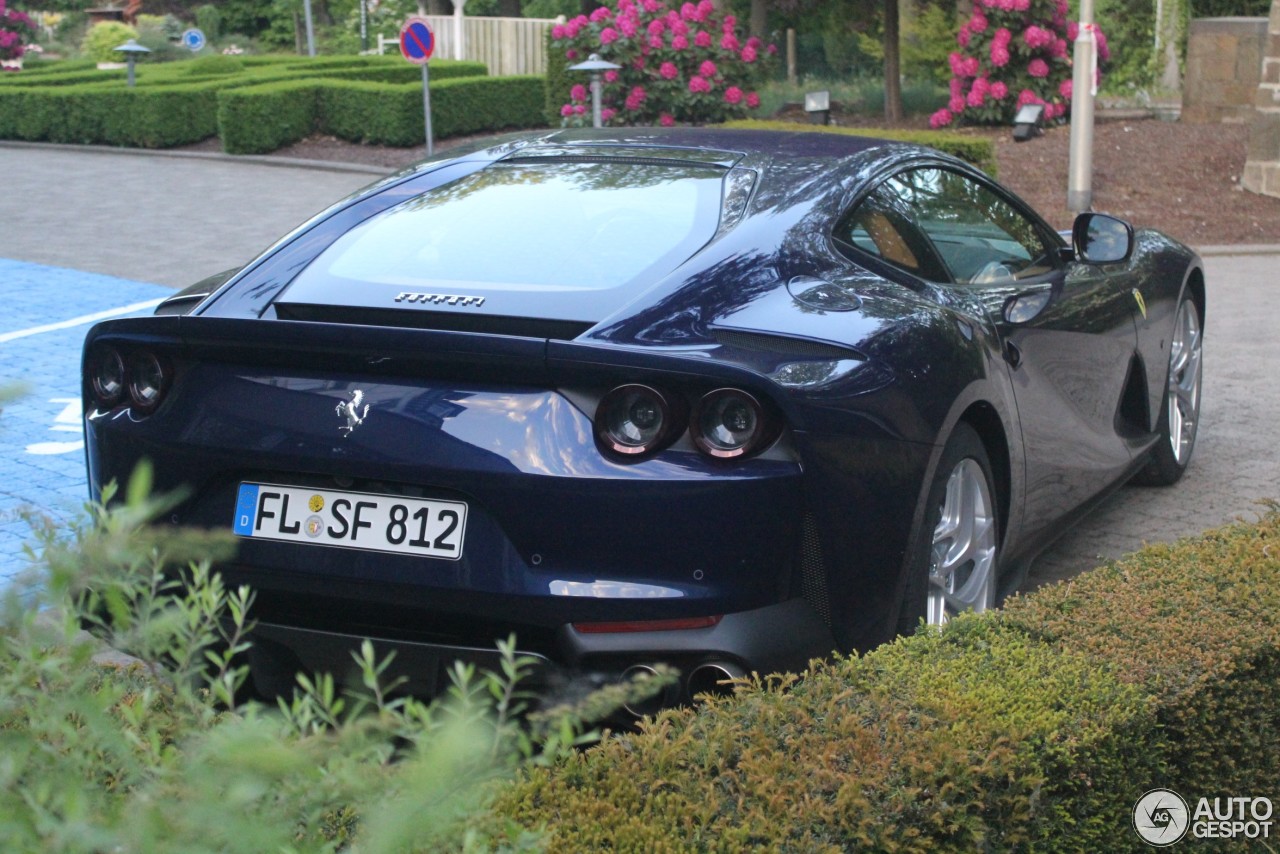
(836, 166), (1140, 543)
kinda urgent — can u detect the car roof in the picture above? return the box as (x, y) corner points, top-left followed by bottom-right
(530, 126), (900, 165)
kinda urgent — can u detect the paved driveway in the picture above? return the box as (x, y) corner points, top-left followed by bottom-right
(0, 144), (1276, 594)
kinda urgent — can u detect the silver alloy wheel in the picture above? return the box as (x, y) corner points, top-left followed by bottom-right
(927, 458), (997, 626)
(1166, 300), (1203, 466)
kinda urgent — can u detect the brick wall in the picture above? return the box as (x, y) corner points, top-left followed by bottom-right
(1182, 17), (1268, 124)
(1244, 1), (1280, 197)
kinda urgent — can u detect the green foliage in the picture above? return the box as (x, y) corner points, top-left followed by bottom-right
(477, 509), (1280, 850)
(194, 4), (222, 41)
(1191, 0), (1271, 13)
(0, 56), (540, 152)
(720, 119), (998, 176)
(180, 53), (246, 76)
(1, 465), (667, 851)
(79, 21), (139, 64)
(902, 2), (961, 86)
(219, 74), (546, 153)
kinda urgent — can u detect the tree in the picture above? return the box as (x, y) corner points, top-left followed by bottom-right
(883, 0), (902, 121)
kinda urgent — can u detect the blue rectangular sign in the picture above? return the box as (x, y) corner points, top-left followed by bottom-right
(233, 483), (259, 535)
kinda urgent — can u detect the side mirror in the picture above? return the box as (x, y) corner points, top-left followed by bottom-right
(1072, 213), (1134, 265)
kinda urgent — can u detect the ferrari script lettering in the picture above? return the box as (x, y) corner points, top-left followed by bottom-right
(394, 292), (486, 307)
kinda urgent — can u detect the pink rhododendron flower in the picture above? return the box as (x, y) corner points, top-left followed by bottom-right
(969, 11), (987, 33)
(648, 36), (663, 49)
(723, 14), (737, 30)
(698, 0), (715, 18)
(619, 17), (638, 38)
(560, 104), (574, 117)
(659, 61), (678, 80)
(551, 24), (565, 39)
(681, 2), (698, 21)
(574, 104), (587, 114)
(642, 0), (661, 11)
(766, 43), (778, 54)
(672, 34), (689, 50)
(724, 85), (743, 104)
(720, 34), (740, 51)
(565, 48), (579, 59)
(957, 28), (971, 48)
(1051, 38), (1068, 58)
(660, 113), (676, 126)
(689, 75), (712, 93)
(600, 27), (619, 44)
(1067, 21), (1079, 40)
(602, 108), (617, 122)
(1059, 79), (1072, 99)
(1096, 28), (1110, 61)
(570, 83), (587, 101)
(746, 91), (760, 108)
(671, 18), (688, 35)
(605, 69), (619, 83)
(991, 45), (1010, 67)
(694, 29), (712, 47)
(961, 56), (980, 77)
(1013, 0), (1029, 9)
(647, 19), (665, 36)
(950, 77), (964, 98)
(930, 108), (953, 129)
(740, 45), (757, 63)
(1027, 58), (1049, 78)
(967, 88), (985, 107)
(993, 27), (1011, 46)
(990, 81), (1008, 99)
(590, 6), (611, 22)
(949, 52), (964, 76)
(699, 59), (717, 77)
(1016, 89), (1040, 107)
(949, 95), (966, 113)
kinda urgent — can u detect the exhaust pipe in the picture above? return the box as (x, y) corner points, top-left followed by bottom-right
(686, 661), (744, 701)
(621, 664), (672, 717)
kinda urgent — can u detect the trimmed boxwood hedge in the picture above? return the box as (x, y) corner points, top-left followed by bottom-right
(722, 118), (998, 177)
(0, 57), (498, 150)
(478, 509), (1280, 851)
(217, 74), (546, 154)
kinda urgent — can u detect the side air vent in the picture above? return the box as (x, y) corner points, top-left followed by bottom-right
(798, 511), (831, 628)
(713, 329), (860, 361)
(274, 303), (594, 341)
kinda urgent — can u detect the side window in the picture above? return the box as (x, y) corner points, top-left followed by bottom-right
(836, 182), (952, 283)
(837, 167), (1058, 286)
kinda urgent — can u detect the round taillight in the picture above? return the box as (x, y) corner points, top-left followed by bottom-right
(595, 384), (679, 458)
(691, 388), (774, 459)
(127, 352), (169, 412)
(90, 346), (126, 407)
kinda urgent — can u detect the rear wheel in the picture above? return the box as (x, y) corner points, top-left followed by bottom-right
(1133, 296), (1202, 486)
(898, 423), (999, 634)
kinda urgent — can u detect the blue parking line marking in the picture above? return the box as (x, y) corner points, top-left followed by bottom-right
(0, 259), (173, 586)
(233, 484), (259, 535)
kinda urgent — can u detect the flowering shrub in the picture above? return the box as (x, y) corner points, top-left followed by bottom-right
(550, 0), (775, 127)
(930, 0), (1110, 129)
(0, 0), (35, 68)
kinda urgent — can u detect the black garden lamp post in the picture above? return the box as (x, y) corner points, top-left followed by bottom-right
(113, 39), (151, 88)
(568, 53), (622, 129)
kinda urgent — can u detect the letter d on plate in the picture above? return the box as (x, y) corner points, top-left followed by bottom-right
(234, 484), (260, 535)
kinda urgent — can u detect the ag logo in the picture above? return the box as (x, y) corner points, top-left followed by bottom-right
(1133, 788), (1190, 846)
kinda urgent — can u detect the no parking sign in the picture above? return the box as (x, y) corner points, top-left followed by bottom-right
(398, 16), (434, 155)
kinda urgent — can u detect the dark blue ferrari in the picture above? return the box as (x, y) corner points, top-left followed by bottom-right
(82, 128), (1205, 701)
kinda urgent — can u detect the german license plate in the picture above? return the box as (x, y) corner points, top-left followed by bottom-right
(233, 483), (467, 560)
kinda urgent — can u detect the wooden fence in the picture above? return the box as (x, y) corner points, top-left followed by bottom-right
(377, 15), (562, 76)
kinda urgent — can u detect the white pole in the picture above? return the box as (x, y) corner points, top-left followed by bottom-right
(1067, 0), (1097, 214)
(453, 0), (466, 60)
(423, 63), (434, 156)
(303, 0), (317, 56)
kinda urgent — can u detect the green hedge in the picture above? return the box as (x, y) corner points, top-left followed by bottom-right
(0, 57), (489, 149)
(478, 510), (1280, 851)
(218, 74), (546, 153)
(721, 118), (999, 177)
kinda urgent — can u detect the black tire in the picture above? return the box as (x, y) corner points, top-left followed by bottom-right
(897, 423), (1000, 635)
(1132, 297), (1203, 487)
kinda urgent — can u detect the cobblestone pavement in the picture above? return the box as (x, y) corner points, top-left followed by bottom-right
(0, 143), (1275, 598)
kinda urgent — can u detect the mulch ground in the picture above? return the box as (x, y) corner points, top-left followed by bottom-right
(185, 114), (1280, 247)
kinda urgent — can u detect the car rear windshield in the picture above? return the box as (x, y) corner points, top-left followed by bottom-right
(289, 160), (725, 297)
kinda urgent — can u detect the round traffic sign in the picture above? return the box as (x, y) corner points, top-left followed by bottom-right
(399, 16), (434, 64)
(181, 28), (206, 52)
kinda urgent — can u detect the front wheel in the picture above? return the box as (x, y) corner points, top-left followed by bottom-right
(898, 423), (1000, 634)
(1132, 296), (1202, 486)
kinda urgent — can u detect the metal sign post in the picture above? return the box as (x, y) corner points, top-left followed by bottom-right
(399, 16), (435, 156)
(1067, 0), (1098, 214)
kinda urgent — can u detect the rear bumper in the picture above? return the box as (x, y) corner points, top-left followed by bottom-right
(247, 597), (836, 701)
